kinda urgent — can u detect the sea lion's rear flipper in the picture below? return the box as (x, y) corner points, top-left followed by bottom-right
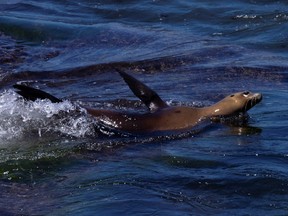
(117, 70), (168, 112)
(13, 84), (62, 103)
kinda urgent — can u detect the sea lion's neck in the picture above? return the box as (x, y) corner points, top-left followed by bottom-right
(201, 102), (233, 117)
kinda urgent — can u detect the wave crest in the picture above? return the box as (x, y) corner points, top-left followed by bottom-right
(0, 89), (95, 142)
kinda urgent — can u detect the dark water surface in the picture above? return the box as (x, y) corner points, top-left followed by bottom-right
(1, 0), (288, 215)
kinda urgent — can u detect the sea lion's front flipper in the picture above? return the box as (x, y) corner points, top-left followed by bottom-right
(117, 70), (168, 112)
(13, 84), (62, 103)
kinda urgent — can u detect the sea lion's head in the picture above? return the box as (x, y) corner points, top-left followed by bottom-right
(211, 91), (262, 116)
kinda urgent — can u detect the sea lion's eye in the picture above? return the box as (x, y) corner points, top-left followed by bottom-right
(230, 94), (234, 97)
(243, 91), (250, 97)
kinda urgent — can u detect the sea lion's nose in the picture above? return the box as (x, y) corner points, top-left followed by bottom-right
(255, 93), (263, 102)
(255, 93), (262, 102)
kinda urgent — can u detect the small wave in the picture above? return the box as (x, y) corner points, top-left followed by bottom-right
(0, 89), (95, 142)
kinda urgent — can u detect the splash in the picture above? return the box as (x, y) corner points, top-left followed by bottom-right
(0, 89), (95, 142)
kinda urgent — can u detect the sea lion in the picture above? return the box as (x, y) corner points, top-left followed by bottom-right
(13, 71), (262, 134)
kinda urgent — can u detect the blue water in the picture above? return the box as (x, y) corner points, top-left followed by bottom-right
(0, 0), (288, 215)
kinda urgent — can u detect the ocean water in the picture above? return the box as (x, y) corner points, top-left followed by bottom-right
(0, 0), (288, 215)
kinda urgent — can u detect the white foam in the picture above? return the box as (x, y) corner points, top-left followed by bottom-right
(0, 89), (95, 143)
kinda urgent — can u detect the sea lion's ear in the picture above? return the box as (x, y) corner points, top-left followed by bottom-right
(116, 69), (168, 112)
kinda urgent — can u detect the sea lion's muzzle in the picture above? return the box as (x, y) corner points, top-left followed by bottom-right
(242, 93), (262, 112)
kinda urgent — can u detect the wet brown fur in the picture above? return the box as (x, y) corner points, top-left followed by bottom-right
(86, 91), (262, 133)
